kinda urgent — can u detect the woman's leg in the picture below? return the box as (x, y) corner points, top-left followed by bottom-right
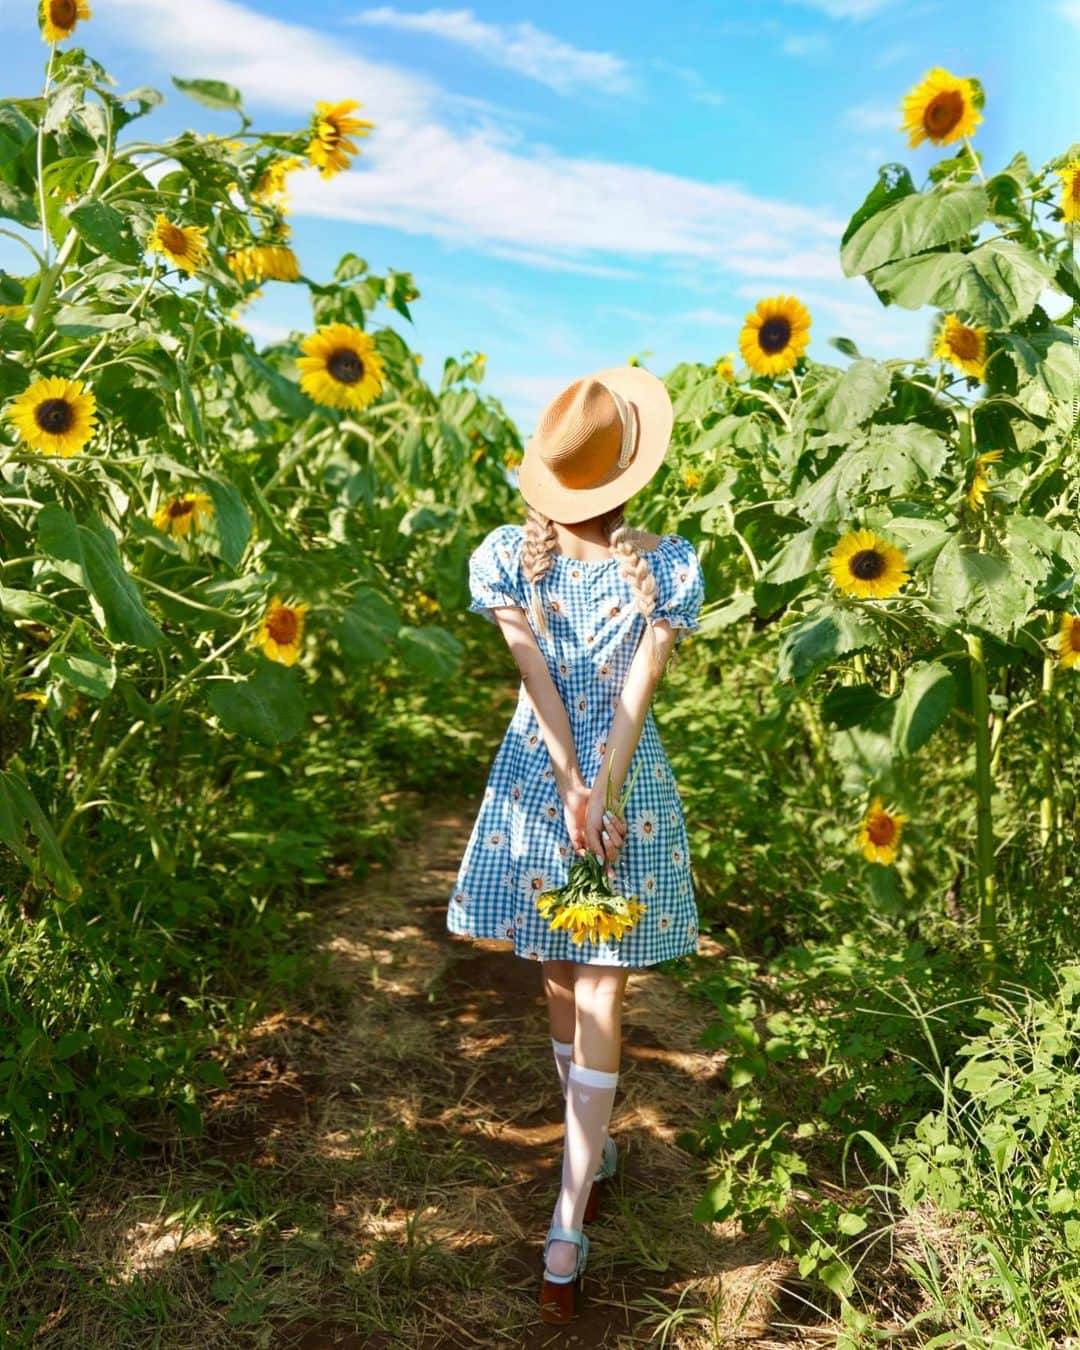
(546, 965), (630, 1277)
(543, 959), (576, 1094)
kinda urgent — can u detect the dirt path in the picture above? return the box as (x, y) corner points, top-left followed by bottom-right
(290, 806), (801, 1348)
(25, 805), (818, 1349)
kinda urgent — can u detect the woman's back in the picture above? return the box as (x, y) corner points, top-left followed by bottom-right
(450, 521), (705, 966)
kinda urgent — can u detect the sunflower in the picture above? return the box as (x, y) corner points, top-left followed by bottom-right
(40, 0), (90, 42)
(5, 376), (97, 456)
(1057, 614), (1080, 670)
(714, 355), (735, 382)
(307, 100), (374, 179)
(152, 491), (215, 539)
(226, 244), (301, 284)
(256, 595), (308, 666)
(296, 324), (385, 411)
(901, 67), (982, 148)
(739, 295), (812, 377)
(858, 797), (907, 866)
(252, 156), (302, 207)
(1057, 160), (1080, 224)
(147, 215), (209, 275)
(967, 449), (1003, 511)
(536, 895), (647, 947)
(934, 313), (988, 380)
(829, 529), (909, 600)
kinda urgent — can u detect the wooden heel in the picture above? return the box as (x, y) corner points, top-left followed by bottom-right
(539, 1274), (580, 1324)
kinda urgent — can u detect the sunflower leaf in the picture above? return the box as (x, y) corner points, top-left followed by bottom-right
(36, 503), (165, 650)
(891, 660), (957, 757)
(866, 238), (1053, 326)
(206, 662), (305, 745)
(397, 625), (463, 680)
(777, 603), (882, 684)
(49, 650), (117, 700)
(0, 767), (81, 900)
(841, 185), (987, 278)
(171, 77), (244, 113)
(927, 536), (1040, 637)
(66, 199), (142, 265)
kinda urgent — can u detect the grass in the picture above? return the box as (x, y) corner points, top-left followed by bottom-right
(4, 806), (815, 1349)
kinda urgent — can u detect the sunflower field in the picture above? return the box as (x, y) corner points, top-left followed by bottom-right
(2, 6), (1080, 1344)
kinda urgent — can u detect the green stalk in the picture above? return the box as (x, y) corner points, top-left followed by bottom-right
(966, 631), (997, 988)
(1038, 632), (1057, 857)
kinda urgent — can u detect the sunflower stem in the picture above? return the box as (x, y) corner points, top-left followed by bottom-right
(1038, 621), (1057, 859)
(962, 136), (987, 185)
(36, 48), (55, 261)
(965, 630), (997, 989)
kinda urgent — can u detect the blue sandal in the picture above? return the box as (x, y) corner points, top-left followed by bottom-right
(539, 1224), (589, 1324)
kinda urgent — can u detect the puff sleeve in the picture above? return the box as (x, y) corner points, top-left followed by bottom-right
(467, 525), (526, 624)
(649, 535), (705, 641)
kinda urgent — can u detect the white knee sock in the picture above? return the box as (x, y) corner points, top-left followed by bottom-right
(551, 1037), (573, 1096)
(547, 1062), (619, 1277)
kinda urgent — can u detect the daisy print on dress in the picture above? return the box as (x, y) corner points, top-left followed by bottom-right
(658, 913), (672, 933)
(523, 729), (542, 752)
(510, 780), (525, 804)
(641, 872), (657, 897)
(573, 695), (588, 718)
(484, 827), (506, 851)
(598, 660), (613, 681)
(671, 844), (685, 867)
(594, 733), (608, 763)
(541, 801), (560, 824)
(652, 763), (666, 783)
(634, 811), (659, 844)
(546, 593), (567, 619)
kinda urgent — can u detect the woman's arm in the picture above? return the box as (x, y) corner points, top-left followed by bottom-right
(584, 619), (679, 861)
(491, 605), (589, 853)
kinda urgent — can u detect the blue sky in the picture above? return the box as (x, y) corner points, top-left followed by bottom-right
(4, 0), (1078, 430)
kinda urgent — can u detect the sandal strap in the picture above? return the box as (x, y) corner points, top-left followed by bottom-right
(546, 1224), (583, 1247)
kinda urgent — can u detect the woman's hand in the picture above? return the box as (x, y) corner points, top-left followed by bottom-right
(560, 779), (590, 856)
(585, 787), (628, 879)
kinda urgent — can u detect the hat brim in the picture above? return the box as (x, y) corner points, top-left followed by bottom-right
(517, 366), (674, 524)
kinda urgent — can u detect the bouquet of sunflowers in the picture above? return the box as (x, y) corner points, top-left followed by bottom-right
(535, 760), (646, 946)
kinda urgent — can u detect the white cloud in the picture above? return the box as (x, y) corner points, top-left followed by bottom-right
(782, 33), (829, 56)
(785, 0), (895, 16)
(650, 60), (727, 108)
(353, 7), (633, 96)
(844, 100), (900, 131)
(96, 0), (848, 281)
(1063, 0), (1080, 22)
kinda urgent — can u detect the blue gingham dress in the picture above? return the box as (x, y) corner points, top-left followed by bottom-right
(446, 524), (705, 967)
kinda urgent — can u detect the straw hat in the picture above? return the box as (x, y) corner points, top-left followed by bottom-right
(517, 366), (673, 524)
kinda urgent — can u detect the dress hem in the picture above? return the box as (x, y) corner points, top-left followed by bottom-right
(445, 928), (698, 969)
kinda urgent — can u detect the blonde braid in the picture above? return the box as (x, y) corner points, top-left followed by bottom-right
(522, 504), (556, 637)
(606, 510), (662, 674)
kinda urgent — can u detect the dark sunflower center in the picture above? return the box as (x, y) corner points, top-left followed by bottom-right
(50, 0), (77, 26)
(159, 223), (189, 256)
(867, 813), (897, 846)
(758, 316), (792, 355)
(1071, 177), (1080, 204)
(923, 89), (964, 137)
(948, 325), (980, 360)
(168, 498), (195, 518)
(267, 608), (299, 644)
(328, 348), (363, 385)
(35, 397), (74, 434)
(1070, 620), (1080, 653)
(850, 548), (886, 581)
